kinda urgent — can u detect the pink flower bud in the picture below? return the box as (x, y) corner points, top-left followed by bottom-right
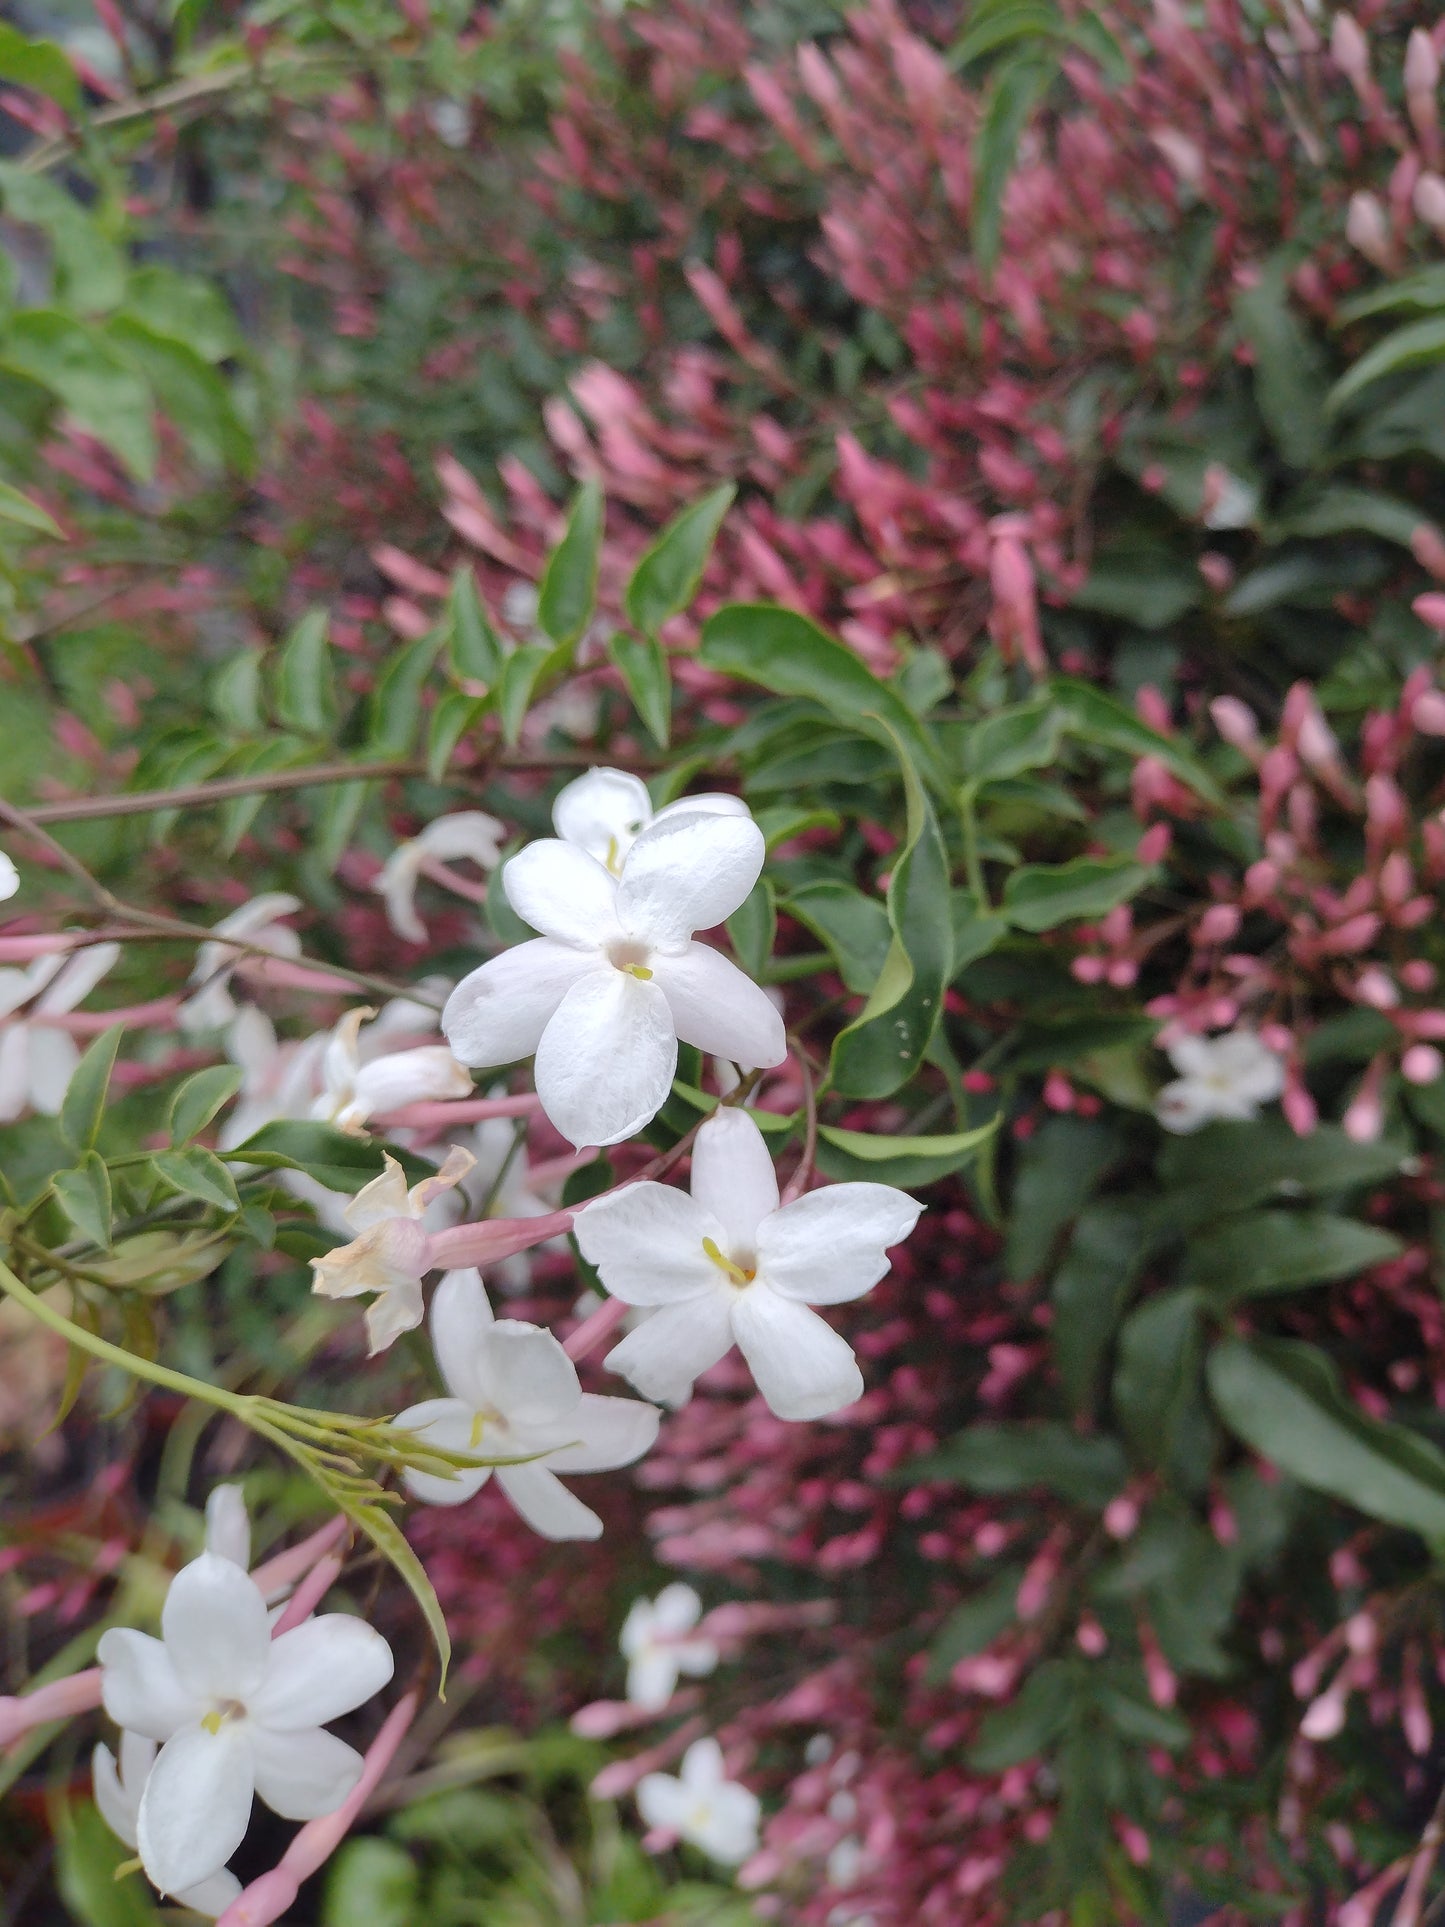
(1354, 965), (1399, 1010)
(1402, 960), (1438, 992)
(1136, 823), (1172, 864)
(1198, 551), (1234, 593)
(1402, 1044), (1444, 1085)
(1301, 1686), (1348, 1740)
(1412, 526), (1445, 580)
(1346, 191), (1394, 271)
(1412, 688), (1445, 734)
(1282, 1078), (1319, 1137)
(1379, 850), (1414, 907)
(1211, 694), (1260, 750)
(1407, 27), (1441, 95)
(1414, 170), (1445, 236)
(1071, 954), (1106, 984)
(1365, 772), (1409, 846)
(1103, 1494), (1139, 1539)
(1197, 903), (1242, 946)
(1342, 1057), (1388, 1142)
(1330, 12), (1369, 91)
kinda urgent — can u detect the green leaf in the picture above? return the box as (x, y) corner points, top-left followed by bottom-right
(951, 2), (1062, 70)
(831, 723), (953, 1098)
(1274, 484), (1421, 548)
(909, 1421), (1127, 1508)
(624, 482), (735, 634)
(445, 567), (503, 686)
(1069, 543), (1200, 628)
(0, 168), (123, 315)
(1052, 678), (1224, 803)
(210, 650), (264, 736)
(815, 1118), (996, 1188)
(345, 1492), (452, 1692)
(537, 479), (603, 646)
(323, 1838), (419, 1927)
(169, 1065), (245, 1146)
(726, 878), (775, 981)
(1112, 1288), (1206, 1472)
(1051, 1201), (1154, 1417)
(427, 689), (487, 781)
(607, 629), (672, 746)
(59, 1025), (124, 1153)
(367, 631), (443, 756)
(1156, 1118), (1407, 1222)
(53, 1152), (113, 1251)
(968, 1660), (1072, 1770)
(1208, 1335), (1445, 1540)
(226, 1120), (394, 1193)
(963, 700), (1062, 783)
(124, 265), (242, 362)
(104, 317), (253, 472)
(152, 1146), (242, 1213)
(1004, 1115), (1124, 1280)
(700, 602), (952, 795)
(0, 311), (154, 479)
(1233, 265), (1328, 468)
(1337, 264), (1445, 324)
(949, 890), (1007, 974)
(972, 54), (1055, 278)
(55, 1798), (163, 1927)
(781, 881), (892, 995)
(1330, 314), (1445, 412)
(1180, 1209), (1403, 1300)
(1094, 1683), (1190, 1751)
(0, 479), (63, 538)
(927, 1566), (1024, 1682)
(498, 642), (562, 747)
(0, 24), (81, 114)
(1003, 855), (1150, 932)
(311, 776), (369, 874)
(218, 738), (307, 853)
(275, 608), (338, 738)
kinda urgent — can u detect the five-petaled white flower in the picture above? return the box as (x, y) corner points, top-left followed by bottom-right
(310, 1006), (472, 1135)
(621, 1583), (719, 1711)
(394, 1267), (659, 1540)
(180, 894), (303, 1032)
(96, 1551), (394, 1899)
(637, 1736), (760, 1865)
(551, 766), (750, 874)
(374, 810), (505, 944)
(576, 1107), (922, 1421)
(1155, 1029), (1285, 1134)
(442, 800), (784, 1149)
(0, 848), (17, 900)
(310, 1146), (475, 1352)
(0, 942), (120, 1123)
(93, 1728), (242, 1918)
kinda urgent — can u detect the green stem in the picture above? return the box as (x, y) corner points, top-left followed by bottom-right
(958, 782), (990, 908)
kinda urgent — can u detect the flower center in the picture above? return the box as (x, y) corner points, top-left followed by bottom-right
(201, 1699), (246, 1735)
(702, 1236), (755, 1288)
(607, 937), (654, 981)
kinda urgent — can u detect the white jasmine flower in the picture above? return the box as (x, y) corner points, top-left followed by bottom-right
(1155, 1030), (1285, 1134)
(311, 1006), (473, 1135)
(204, 1484), (250, 1571)
(394, 1267), (659, 1540)
(96, 1551), (394, 1898)
(0, 849), (17, 900)
(365, 976), (454, 1044)
(0, 943), (120, 1123)
(374, 812), (506, 945)
(219, 1007), (330, 1150)
(180, 895), (302, 1032)
(310, 1147), (475, 1353)
(636, 1737), (760, 1865)
(551, 766), (750, 875)
(443, 810), (784, 1149)
(621, 1583), (718, 1710)
(576, 1108), (922, 1421)
(93, 1729), (241, 1918)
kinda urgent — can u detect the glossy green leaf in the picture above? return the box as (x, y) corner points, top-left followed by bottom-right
(1208, 1336), (1445, 1540)
(311, 777), (369, 874)
(624, 482), (735, 634)
(1336, 264), (1445, 324)
(446, 567), (503, 686)
(607, 629), (671, 746)
(909, 1421), (1127, 1508)
(0, 479), (63, 538)
(124, 265), (242, 361)
(1112, 1287), (1205, 1469)
(59, 1025), (124, 1153)
(1003, 855), (1150, 932)
(0, 312), (154, 478)
(815, 1117), (996, 1187)
(104, 317), (253, 472)
(781, 882), (892, 995)
(210, 650), (264, 736)
(1051, 1200), (1154, 1417)
(498, 642), (563, 747)
(52, 1152), (113, 1251)
(1330, 313), (1445, 412)
(275, 608), (338, 738)
(225, 1120), (407, 1193)
(927, 1566), (1024, 1682)
(427, 688), (487, 780)
(963, 701), (1062, 783)
(0, 169), (122, 315)
(726, 877), (775, 980)
(169, 1064), (245, 1146)
(1004, 1116), (1124, 1280)
(951, 1), (1061, 70)
(1052, 679), (1224, 803)
(367, 631), (444, 756)
(0, 24), (81, 114)
(1180, 1209), (1403, 1300)
(54, 1797), (162, 1927)
(152, 1146), (242, 1213)
(537, 479), (603, 646)
(968, 1660), (1072, 1770)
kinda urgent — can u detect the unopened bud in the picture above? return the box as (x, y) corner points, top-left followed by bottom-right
(1415, 171), (1445, 236)
(1211, 694), (1260, 751)
(1407, 27), (1441, 96)
(1402, 1044), (1444, 1085)
(1330, 12), (1370, 92)
(1345, 191), (1394, 272)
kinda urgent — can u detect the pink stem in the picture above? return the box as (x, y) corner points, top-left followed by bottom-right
(0, 932), (85, 960)
(0, 1667), (103, 1747)
(564, 1296), (628, 1362)
(589, 1715), (704, 1800)
(418, 856), (490, 905)
(372, 1093), (542, 1129)
(240, 956), (358, 994)
(42, 998), (180, 1033)
(269, 1554), (343, 1637)
(251, 1515), (349, 1598)
(216, 1690), (420, 1927)
(427, 1207), (574, 1269)
(528, 1148), (597, 1189)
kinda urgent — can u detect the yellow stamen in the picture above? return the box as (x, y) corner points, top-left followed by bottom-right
(201, 1710), (225, 1736)
(605, 834), (623, 876)
(702, 1236), (755, 1286)
(114, 1856), (144, 1881)
(469, 1411), (487, 1448)
(622, 963), (653, 980)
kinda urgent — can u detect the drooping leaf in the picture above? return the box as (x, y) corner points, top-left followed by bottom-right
(927, 1566), (1025, 1683)
(624, 482), (735, 634)
(1112, 1288), (1207, 1476)
(815, 1117), (997, 1188)
(367, 631), (444, 756)
(427, 689), (487, 780)
(537, 479), (603, 646)
(1330, 314), (1445, 412)
(963, 700), (1063, 784)
(1050, 1200), (1155, 1418)
(0, 24), (81, 114)
(0, 312), (155, 478)
(781, 882), (893, 995)
(725, 877), (775, 981)
(1004, 1115), (1124, 1280)
(498, 642), (566, 746)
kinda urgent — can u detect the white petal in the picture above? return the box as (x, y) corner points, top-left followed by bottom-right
(653, 1582), (704, 1637)
(210, 892), (303, 943)
(249, 1616), (394, 1731)
(40, 941), (120, 1013)
(26, 1025), (80, 1114)
(161, 1553), (270, 1703)
(627, 1648), (680, 1712)
(376, 846), (427, 946)
(681, 1736), (727, 1793)
(0, 965), (45, 1021)
(478, 1321), (581, 1430)
(0, 849), (17, 899)
(729, 1290), (864, 1421)
(1155, 1078), (1214, 1134)
(533, 969), (677, 1149)
(651, 944), (786, 1069)
(443, 940), (596, 1068)
(364, 1276), (426, 1354)
(429, 1267), (494, 1404)
(545, 1392), (659, 1471)
(1165, 1036), (1214, 1078)
(574, 1182), (720, 1304)
(637, 1769), (692, 1833)
(0, 1024), (28, 1122)
(176, 1867), (243, 1918)
(340, 1154), (415, 1233)
(352, 1045), (472, 1120)
(690, 1108), (780, 1251)
(418, 810), (505, 867)
(604, 1297), (735, 1406)
(136, 1721), (254, 1898)
(617, 812), (765, 949)
(552, 767), (654, 864)
(225, 1006), (277, 1081)
(503, 840), (621, 946)
(204, 1485), (251, 1570)
(495, 1462), (603, 1540)
(394, 1397), (493, 1506)
(756, 1183), (922, 1305)
(92, 1741), (140, 1848)
(250, 1723), (364, 1820)
(697, 1781), (761, 1863)
(651, 793), (752, 829)
(97, 1630), (200, 1741)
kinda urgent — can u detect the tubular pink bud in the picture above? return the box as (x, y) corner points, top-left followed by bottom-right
(1196, 903), (1242, 946)
(1412, 688), (1445, 734)
(1330, 12), (1370, 91)
(1414, 171), (1445, 236)
(1402, 1044), (1444, 1085)
(1210, 694), (1260, 751)
(1345, 192), (1394, 271)
(1412, 526), (1445, 580)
